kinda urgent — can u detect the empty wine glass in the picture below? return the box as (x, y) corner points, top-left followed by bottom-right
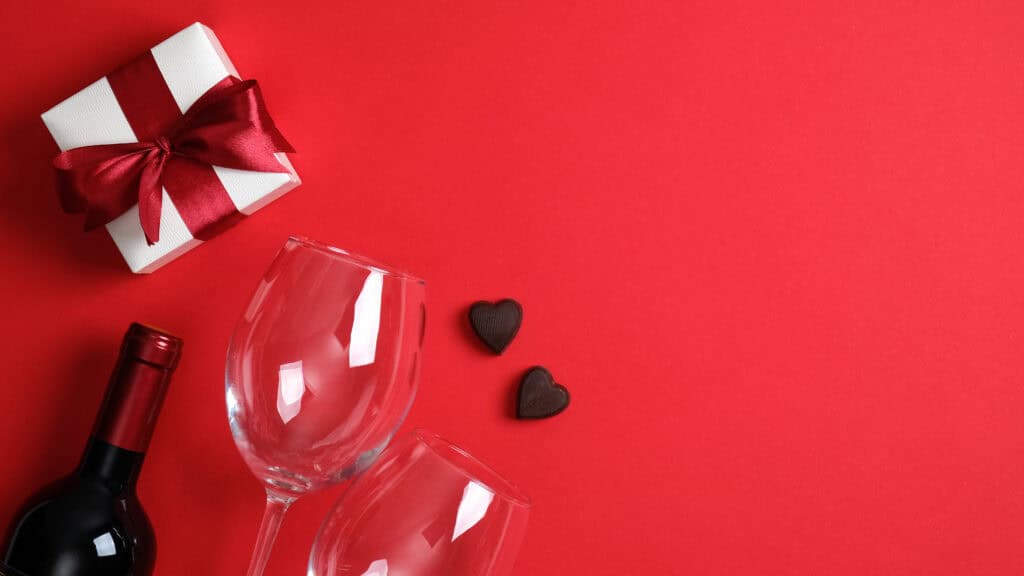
(226, 236), (426, 576)
(309, 429), (532, 576)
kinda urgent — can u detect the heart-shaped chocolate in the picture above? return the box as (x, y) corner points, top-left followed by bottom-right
(517, 366), (570, 419)
(469, 299), (523, 354)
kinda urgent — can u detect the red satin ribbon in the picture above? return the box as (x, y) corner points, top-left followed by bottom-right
(54, 56), (293, 245)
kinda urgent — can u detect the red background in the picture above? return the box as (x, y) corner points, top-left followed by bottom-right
(1, 2), (1023, 574)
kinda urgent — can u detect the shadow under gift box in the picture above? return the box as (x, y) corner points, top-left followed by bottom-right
(41, 22), (301, 273)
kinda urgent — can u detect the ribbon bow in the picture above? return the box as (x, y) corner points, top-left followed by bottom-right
(55, 77), (293, 245)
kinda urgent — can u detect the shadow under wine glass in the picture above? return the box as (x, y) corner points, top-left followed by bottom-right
(226, 236), (426, 576)
(309, 429), (531, 576)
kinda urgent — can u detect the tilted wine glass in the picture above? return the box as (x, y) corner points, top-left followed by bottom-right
(226, 236), (426, 576)
(309, 429), (532, 576)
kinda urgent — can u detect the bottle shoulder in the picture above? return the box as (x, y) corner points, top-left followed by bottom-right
(5, 477), (154, 574)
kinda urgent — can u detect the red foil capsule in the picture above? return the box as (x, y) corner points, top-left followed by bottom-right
(93, 323), (183, 453)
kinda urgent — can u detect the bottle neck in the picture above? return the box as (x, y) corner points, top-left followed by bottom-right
(77, 437), (144, 494)
(77, 333), (177, 493)
(92, 350), (174, 454)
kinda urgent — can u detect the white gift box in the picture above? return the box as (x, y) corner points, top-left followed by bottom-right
(41, 22), (301, 273)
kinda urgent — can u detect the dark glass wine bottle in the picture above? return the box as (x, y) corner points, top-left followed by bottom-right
(3, 323), (182, 576)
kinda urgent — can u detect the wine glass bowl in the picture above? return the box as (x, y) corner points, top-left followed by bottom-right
(226, 236), (425, 575)
(309, 429), (531, 576)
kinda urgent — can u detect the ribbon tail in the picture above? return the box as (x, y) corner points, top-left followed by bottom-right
(137, 154), (166, 245)
(161, 155), (244, 241)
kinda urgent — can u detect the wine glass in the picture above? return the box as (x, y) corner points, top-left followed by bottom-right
(309, 429), (532, 576)
(226, 236), (426, 576)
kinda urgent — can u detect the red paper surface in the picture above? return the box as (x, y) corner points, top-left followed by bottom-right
(1, 2), (1023, 574)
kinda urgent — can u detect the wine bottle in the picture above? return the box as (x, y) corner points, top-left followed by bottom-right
(3, 323), (182, 576)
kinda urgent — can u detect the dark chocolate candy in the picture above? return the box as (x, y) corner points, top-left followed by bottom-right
(469, 299), (523, 354)
(517, 366), (570, 419)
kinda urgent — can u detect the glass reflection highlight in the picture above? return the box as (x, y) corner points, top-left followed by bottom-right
(276, 360), (305, 424)
(349, 271), (383, 368)
(452, 481), (494, 542)
(360, 559), (388, 575)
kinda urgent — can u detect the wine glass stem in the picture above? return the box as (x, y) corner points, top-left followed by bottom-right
(246, 491), (294, 576)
